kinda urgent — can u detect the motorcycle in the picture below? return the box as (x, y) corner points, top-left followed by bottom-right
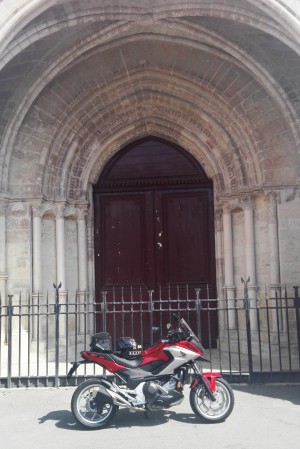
(67, 315), (234, 429)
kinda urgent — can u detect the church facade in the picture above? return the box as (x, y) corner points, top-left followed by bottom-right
(0, 1), (300, 338)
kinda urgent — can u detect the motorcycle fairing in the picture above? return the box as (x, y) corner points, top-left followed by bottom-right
(158, 345), (203, 375)
(140, 341), (170, 365)
(175, 340), (210, 362)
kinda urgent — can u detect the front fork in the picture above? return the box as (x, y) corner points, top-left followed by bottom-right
(190, 361), (220, 401)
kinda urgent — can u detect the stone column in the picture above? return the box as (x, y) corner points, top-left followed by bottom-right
(242, 195), (258, 330)
(87, 213), (94, 334)
(55, 204), (66, 292)
(77, 206), (88, 333)
(31, 203), (43, 339)
(0, 201), (8, 342)
(55, 203), (66, 339)
(266, 192), (280, 286)
(32, 205), (43, 294)
(266, 191), (281, 331)
(222, 203), (236, 328)
(214, 209), (223, 290)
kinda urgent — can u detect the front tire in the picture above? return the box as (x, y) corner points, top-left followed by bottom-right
(190, 378), (234, 423)
(71, 379), (118, 429)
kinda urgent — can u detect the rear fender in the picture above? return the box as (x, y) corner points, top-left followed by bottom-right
(67, 360), (93, 379)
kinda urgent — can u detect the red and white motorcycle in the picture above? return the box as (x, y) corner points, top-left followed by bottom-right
(67, 315), (234, 428)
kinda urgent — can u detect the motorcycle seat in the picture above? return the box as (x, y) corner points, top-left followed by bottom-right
(109, 354), (142, 368)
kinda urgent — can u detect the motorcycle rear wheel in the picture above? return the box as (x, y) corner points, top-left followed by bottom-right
(190, 378), (234, 423)
(71, 379), (118, 429)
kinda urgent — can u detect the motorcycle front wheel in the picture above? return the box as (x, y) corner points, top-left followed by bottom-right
(71, 379), (118, 429)
(190, 378), (234, 423)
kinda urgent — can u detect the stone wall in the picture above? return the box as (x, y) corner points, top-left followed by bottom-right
(0, 1), (300, 306)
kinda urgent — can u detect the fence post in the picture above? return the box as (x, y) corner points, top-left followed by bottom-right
(195, 288), (201, 338)
(101, 290), (107, 332)
(242, 276), (253, 382)
(53, 282), (61, 387)
(7, 293), (13, 388)
(293, 286), (300, 369)
(148, 290), (154, 345)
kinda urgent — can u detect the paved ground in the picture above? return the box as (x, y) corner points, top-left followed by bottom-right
(0, 384), (300, 449)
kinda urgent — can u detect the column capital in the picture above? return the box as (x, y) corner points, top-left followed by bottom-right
(64, 205), (77, 220)
(220, 198), (239, 214)
(222, 203), (232, 215)
(77, 205), (89, 221)
(265, 190), (279, 205)
(56, 202), (66, 219)
(240, 194), (255, 211)
(31, 202), (43, 218)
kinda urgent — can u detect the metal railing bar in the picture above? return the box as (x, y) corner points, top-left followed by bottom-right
(0, 293), (2, 376)
(294, 286), (300, 369)
(283, 286), (292, 370)
(45, 291), (49, 384)
(1, 282), (300, 386)
(18, 291), (22, 381)
(265, 294), (273, 374)
(7, 293), (13, 388)
(256, 290), (263, 372)
(235, 296), (242, 380)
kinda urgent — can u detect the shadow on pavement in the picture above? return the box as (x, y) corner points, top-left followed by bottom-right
(38, 408), (209, 430)
(39, 410), (81, 430)
(232, 384), (300, 405)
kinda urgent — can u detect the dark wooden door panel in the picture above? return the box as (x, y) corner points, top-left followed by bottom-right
(97, 192), (155, 288)
(96, 189), (215, 290)
(155, 189), (214, 288)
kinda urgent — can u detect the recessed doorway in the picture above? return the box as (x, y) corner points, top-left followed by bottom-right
(93, 137), (217, 345)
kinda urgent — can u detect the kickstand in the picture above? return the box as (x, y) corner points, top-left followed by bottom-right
(144, 411), (150, 420)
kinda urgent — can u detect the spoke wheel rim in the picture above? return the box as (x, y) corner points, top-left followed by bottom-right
(196, 381), (231, 419)
(77, 384), (114, 425)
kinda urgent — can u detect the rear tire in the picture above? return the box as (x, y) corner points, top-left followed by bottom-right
(71, 379), (118, 429)
(190, 378), (234, 423)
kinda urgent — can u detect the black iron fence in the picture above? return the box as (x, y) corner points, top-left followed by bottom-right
(0, 281), (300, 388)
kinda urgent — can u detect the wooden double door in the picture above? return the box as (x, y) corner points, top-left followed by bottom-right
(94, 188), (215, 291)
(93, 138), (217, 345)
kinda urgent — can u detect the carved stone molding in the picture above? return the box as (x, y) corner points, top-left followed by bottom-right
(9, 201), (28, 216)
(0, 201), (8, 217)
(284, 187), (296, 202)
